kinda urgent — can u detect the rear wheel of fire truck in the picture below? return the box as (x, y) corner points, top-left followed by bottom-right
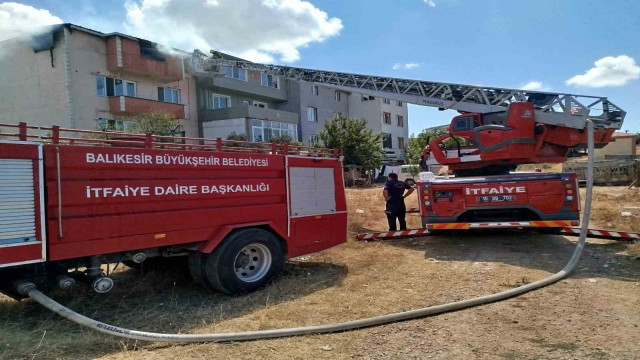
(204, 228), (284, 294)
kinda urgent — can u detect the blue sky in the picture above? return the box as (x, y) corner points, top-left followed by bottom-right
(4, 0), (640, 135)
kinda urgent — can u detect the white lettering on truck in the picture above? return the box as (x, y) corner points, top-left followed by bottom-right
(86, 153), (153, 165)
(85, 152), (269, 168)
(85, 183), (272, 199)
(465, 186), (526, 195)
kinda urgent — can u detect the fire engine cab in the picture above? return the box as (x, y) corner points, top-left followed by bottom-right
(0, 123), (347, 298)
(419, 172), (580, 230)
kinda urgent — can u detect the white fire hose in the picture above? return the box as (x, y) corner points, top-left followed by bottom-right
(19, 121), (596, 343)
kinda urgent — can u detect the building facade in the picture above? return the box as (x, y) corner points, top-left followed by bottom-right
(191, 58), (299, 143)
(270, 81), (409, 163)
(348, 93), (409, 163)
(0, 24), (198, 137)
(0, 23), (410, 163)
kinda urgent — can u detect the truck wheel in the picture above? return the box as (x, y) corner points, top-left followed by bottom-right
(204, 228), (284, 294)
(188, 252), (215, 290)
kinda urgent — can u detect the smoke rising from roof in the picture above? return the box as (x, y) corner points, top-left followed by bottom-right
(0, 2), (62, 42)
(123, 0), (343, 63)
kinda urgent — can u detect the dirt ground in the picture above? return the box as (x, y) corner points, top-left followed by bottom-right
(1, 187), (639, 360)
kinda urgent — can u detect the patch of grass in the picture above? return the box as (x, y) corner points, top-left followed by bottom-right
(529, 338), (579, 352)
(547, 342), (579, 351)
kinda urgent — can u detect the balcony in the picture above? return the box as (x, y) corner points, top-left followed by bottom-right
(195, 74), (288, 102)
(106, 36), (183, 82)
(109, 96), (185, 119)
(199, 105), (298, 124)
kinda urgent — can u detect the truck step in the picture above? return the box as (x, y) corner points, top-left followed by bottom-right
(560, 227), (640, 241)
(356, 222), (638, 242)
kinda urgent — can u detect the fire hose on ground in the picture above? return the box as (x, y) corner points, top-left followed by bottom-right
(18, 120), (596, 344)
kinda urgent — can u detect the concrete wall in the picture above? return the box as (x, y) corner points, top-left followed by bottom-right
(197, 84), (282, 111)
(202, 118), (246, 139)
(380, 98), (409, 149)
(209, 69), (288, 101)
(68, 29), (110, 130)
(0, 34), (67, 128)
(300, 82), (349, 144)
(348, 94), (408, 161)
(594, 136), (637, 160)
(276, 81), (349, 145)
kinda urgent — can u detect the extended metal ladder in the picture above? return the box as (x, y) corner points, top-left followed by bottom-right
(189, 50), (625, 130)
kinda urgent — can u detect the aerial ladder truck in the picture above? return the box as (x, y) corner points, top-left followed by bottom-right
(193, 50), (626, 230)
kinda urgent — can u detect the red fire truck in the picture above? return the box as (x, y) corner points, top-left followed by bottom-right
(0, 123), (347, 298)
(418, 172), (580, 230)
(194, 54), (624, 231)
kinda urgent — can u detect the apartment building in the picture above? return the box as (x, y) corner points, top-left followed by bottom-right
(0, 24), (198, 137)
(274, 81), (408, 163)
(0, 23), (409, 162)
(276, 81), (349, 145)
(349, 94), (409, 163)
(189, 53), (299, 142)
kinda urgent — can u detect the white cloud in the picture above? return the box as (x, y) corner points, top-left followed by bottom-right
(521, 81), (550, 91)
(123, 0), (343, 62)
(392, 62), (421, 70)
(423, 0), (436, 7)
(0, 2), (62, 42)
(566, 55), (640, 88)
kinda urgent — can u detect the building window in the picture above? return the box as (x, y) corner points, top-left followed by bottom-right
(308, 134), (319, 145)
(252, 120), (297, 142)
(397, 101), (403, 106)
(335, 92), (341, 101)
(96, 75), (136, 97)
(398, 137), (405, 149)
(260, 73), (279, 88)
(222, 66), (247, 81)
(212, 94), (231, 109)
(243, 100), (250, 106)
(362, 95), (375, 101)
(307, 107), (318, 122)
(158, 87), (180, 104)
(382, 134), (392, 149)
(397, 115), (404, 127)
(96, 76), (106, 96)
(311, 85), (319, 95)
(252, 101), (268, 108)
(383, 98), (391, 105)
(383, 112), (391, 124)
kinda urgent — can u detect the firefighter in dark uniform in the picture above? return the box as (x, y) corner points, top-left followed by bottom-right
(383, 173), (415, 231)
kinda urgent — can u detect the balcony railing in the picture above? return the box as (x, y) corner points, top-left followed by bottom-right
(109, 96), (185, 119)
(199, 105), (298, 124)
(106, 37), (183, 82)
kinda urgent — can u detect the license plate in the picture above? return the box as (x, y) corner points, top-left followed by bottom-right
(478, 195), (514, 203)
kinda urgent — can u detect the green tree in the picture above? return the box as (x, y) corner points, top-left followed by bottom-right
(317, 115), (384, 169)
(226, 132), (248, 141)
(405, 126), (469, 164)
(268, 134), (304, 146)
(132, 111), (180, 135)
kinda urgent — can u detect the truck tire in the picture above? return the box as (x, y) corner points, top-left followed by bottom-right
(204, 228), (285, 294)
(188, 252), (215, 290)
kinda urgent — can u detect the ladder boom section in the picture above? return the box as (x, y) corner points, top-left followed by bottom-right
(190, 52), (625, 130)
